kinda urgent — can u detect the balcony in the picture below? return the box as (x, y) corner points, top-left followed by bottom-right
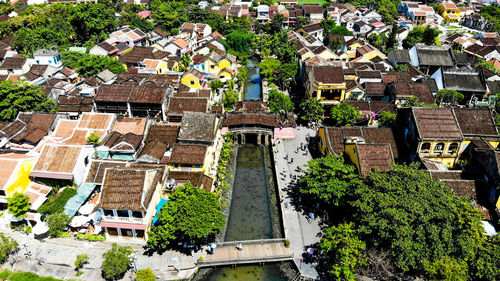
(102, 215), (144, 224)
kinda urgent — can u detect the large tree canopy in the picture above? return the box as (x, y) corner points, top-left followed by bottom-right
(147, 183), (225, 251)
(329, 103), (361, 127)
(267, 89), (294, 113)
(0, 81), (56, 122)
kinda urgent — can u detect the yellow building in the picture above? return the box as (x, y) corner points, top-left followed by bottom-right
(305, 65), (346, 104)
(181, 68), (205, 89)
(438, 2), (461, 21)
(138, 59), (169, 74)
(199, 51), (236, 76)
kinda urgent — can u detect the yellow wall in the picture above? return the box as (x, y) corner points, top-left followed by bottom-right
(5, 159), (36, 197)
(157, 61), (169, 74)
(344, 144), (360, 174)
(318, 127), (328, 154)
(438, 4), (461, 20)
(363, 50), (387, 60)
(318, 49), (339, 60)
(181, 73), (201, 89)
(218, 70), (233, 78)
(417, 140), (462, 168)
(218, 59), (231, 71)
(151, 43), (164, 52)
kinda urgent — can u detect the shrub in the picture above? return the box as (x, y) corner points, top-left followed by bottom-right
(135, 268), (156, 281)
(74, 253), (89, 270)
(101, 243), (133, 280)
(45, 213), (71, 237)
(76, 233), (105, 241)
(38, 188), (77, 215)
(86, 132), (101, 145)
(0, 232), (18, 264)
(7, 192), (30, 218)
(0, 269), (11, 280)
(7, 271), (62, 281)
(25, 225), (31, 234)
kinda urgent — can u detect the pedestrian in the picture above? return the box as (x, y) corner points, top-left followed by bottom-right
(291, 158), (294, 163)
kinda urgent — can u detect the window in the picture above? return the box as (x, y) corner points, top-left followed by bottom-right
(195, 164), (201, 169)
(0, 190), (5, 196)
(420, 142), (431, 152)
(49, 60), (52, 64)
(190, 80), (195, 85)
(132, 211), (143, 218)
(107, 227), (119, 236)
(434, 143), (445, 152)
(103, 209), (114, 217)
(135, 230), (145, 238)
(448, 143), (459, 154)
(123, 229), (134, 237)
(36, 60), (40, 64)
(117, 210), (129, 217)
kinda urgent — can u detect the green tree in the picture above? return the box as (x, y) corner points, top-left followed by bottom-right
(393, 64), (409, 72)
(423, 256), (468, 281)
(0, 80), (56, 122)
(0, 233), (18, 263)
(69, 3), (116, 44)
(87, 132), (101, 146)
(293, 16), (310, 29)
(423, 26), (441, 45)
(147, 183), (225, 251)
(102, 243), (133, 280)
(386, 23), (398, 51)
(330, 103), (361, 127)
(299, 97), (324, 124)
(435, 89), (464, 105)
(45, 212), (71, 237)
(135, 268), (156, 281)
(118, 13), (154, 32)
(258, 57), (281, 82)
(223, 30), (255, 57)
(7, 192), (30, 219)
(350, 164), (486, 275)
(403, 26), (440, 49)
(267, 89), (294, 113)
(223, 89), (238, 109)
(318, 223), (366, 280)
(377, 111), (396, 127)
(329, 37), (344, 51)
(209, 79), (223, 93)
(269, 13), (285, 35)
(300, 155), (360, 210)
(74, 254), (89, 271)
(61, 51), (126, 77)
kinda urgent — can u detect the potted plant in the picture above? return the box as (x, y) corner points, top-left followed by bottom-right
(284, 240), (290, 248)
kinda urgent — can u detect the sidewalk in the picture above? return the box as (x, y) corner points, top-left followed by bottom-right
(0, 227), (199, 281)
(274, 126), (321, 280)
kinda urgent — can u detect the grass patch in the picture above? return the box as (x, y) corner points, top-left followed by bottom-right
(0, 269), (11, 280)
(298, 0), (327, 4)
(38, 187), (77, 215)
(8, 272), (63, 281)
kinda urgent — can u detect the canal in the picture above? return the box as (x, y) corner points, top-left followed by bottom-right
(195, 145), (288, 281)
(243, 59), (262, 101)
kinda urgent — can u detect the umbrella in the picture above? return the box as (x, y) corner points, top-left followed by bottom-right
(32, 222), (49, 235)
(307, 248), (315, 255)
(78, 203), (96, 215)
(482, 221), (497, 236)
(70, 216), (91, 228)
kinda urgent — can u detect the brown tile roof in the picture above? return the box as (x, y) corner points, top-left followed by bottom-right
(31, 145), (82, 175)
(174, 90), (211, 98)
(78, 113), (114, 130)
(234, 101), (269, 112)
(99, 168), (160, 210)
(0, 57), (27, 69)
(137, 140), (168, 163)
(86, 160), (127, 184)
(57, 96), (93, 113)
(453, 108), (497, 137)
(111, 117), (147, 136)
(394, 82), (435, 104)
(168, 171), (213, 192)
(118, 47), (157, 64)
(96, 84), (167, 104)
(145, 124), (179, 147)
(312, 66), (344, 84)
(167, 97), (208, 114)
(364, 82), (386, 96)
(412, 107), (462, 139)
(101, 131), (143, 151)
(178, 112), (217, 141)
(97, 42), (118, 54)
(440, 179), (477, 198)
(169, 144), (207, 165)
(223, 112), (295, 128)
(356, 70), (382, 79)
(325, 127), (398, 157)
(173, 38), (189, 49)
(355, 143), (393, 177)
(2, 112), (56, 144)
(382, 72), (411, 84)
(114, 73), (179, 87)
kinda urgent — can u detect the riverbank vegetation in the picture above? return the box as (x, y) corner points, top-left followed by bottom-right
(298, 155), (500, 280)
(215, 133), (234, 193)
(147, 183), (225, 252)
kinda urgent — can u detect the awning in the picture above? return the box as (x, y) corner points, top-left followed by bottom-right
(64, 183), (97, 217)
(153, 198), (169, 226)
(32, 222), (49, 235)
(78, 203), (96, 215)
(70, 215), (91, 228)
(100, 221), (147, 230)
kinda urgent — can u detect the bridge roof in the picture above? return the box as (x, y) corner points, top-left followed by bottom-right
(223, 112), (295, 128)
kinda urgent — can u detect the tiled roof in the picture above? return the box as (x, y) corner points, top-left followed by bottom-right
(169, 144), (207, 165)
(178, 112), (217, 141)
(312, 66), (344, 84)
(144, 124), (179, 147)
(325, 126), (398, 157)
(412, 107), (462, 139)
(118, 47), (157, 64)
(111, 117), (147, 136)
(167, 97), (209, 114)
(31, 144), (82, 175)
(364, 82), (386, 96)
(86, 160), (127, 184)
(355, 143), (393, 177)
(96, 84), (167, 104)
(453, 108), (497, 137)
(77, 113), (114, 130)
(0, 57), (27, 69)
(137, 140), (168, 163)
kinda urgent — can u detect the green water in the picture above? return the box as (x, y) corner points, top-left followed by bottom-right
(196, 145), (288, 281)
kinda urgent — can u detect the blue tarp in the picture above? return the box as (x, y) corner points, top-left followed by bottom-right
(64, 183), (97, 217)
(152, 198), (169, 226)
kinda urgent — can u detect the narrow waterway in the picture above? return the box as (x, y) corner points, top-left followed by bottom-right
(243, 59), (262, 101)
(195, 145), (288, 281)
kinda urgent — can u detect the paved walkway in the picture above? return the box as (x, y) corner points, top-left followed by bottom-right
(0, 226), (198, 280)
(274, 126), (321, 280)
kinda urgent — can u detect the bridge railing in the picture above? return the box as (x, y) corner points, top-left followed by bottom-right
(215, 238), (287, 247)
(197, 253), (294, 266)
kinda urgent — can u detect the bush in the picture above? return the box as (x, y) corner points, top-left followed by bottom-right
(76, 233), (105, 241)
(25, 226), (31, 234)
(45, 213), (71, 237)
(7, 192), (30, 218)
(7, 272), (63, 281)
(86, 132), (101, 145)
(377, 111), (396, 127)
(0, 269), (11, 280)
(38, 188), (77, 215)
(74, 254), (89, 270)
(0, 232), (18, 263)
(135, 268), (156, 281)
(102, 243), (133, 280)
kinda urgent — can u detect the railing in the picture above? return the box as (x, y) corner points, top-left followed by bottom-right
(197, 254), (294, 267)
(102, 216), (144, 224)
(228, 127), (273, 134)
(215, 238), (287, 247)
